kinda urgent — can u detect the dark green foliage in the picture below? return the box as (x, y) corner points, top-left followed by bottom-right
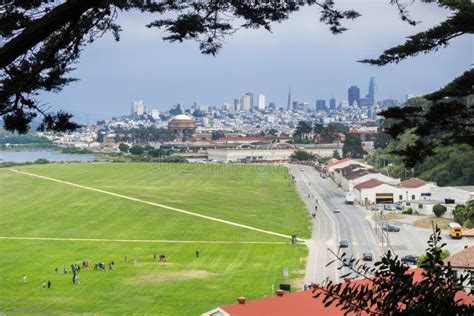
(333, 150), (341, 160)
(0, 130), (52, 145)
(433, 204), (447, 218)
(417, 248), (450, 268)
(402, 207), (413, 215)
(453, 205), (468, 226)
(61, 147), (92, 154)
(34, 158), (49, 164)
(374, 132), (392, 150)
(129, 145), (144, 156)
(313, 226), (472, 315)
(211, 130), (225, 141)
(118, 143), (129, 153)
(342, 134), (367, 158)
(290, 150), (316, 161)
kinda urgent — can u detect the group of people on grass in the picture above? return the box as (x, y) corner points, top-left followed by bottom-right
(23, 250), (201, 288)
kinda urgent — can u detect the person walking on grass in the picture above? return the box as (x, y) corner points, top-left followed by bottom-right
(42, 281), (46, 288)
(195, 250), (200, 258)
(47, 280), (51, 289)
(22, 274), (27, 284)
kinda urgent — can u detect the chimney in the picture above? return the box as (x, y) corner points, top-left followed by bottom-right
(344, 277), (352, 283)
(237, 297), (246, 304)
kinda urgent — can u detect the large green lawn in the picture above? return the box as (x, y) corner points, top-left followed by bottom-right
(0, 163), (310, 314)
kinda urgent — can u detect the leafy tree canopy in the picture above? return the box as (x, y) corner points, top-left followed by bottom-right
(342, 133), (367, 158)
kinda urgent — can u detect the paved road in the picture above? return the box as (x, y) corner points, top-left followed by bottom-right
(288, 164), (382, 286)
(374, 219), (474, 260)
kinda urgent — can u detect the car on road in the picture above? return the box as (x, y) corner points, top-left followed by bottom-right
(339, 240), (349, 248)
(333, 208), (340, 213)
(383, 223), (400, 232)
(401, 255), (419, 265)
(300, 168), (304, 171)
(342, 255), (354, 267)
(362, 252), (373, 261)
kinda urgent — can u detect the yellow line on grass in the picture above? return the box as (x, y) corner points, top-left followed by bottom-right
(9, 169), (306, 242)
(0, 236), (287, 244)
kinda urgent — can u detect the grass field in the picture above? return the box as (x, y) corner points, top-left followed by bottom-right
(0, 163), (310, 314)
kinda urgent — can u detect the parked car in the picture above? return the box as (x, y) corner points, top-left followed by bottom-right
(333, 208), (341, 213)
(383, 223), (400, 232)
(362, 252), (373, 261)
(401, 255), (419, 265)
(339, 240), (349, 248)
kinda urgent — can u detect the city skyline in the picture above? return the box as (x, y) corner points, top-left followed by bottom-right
(40, 2), (471, 122)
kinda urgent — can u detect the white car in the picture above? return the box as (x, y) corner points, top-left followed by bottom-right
(333, 208), (340, 213)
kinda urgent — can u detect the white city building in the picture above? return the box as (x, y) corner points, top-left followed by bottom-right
(258, 94), (266, 111)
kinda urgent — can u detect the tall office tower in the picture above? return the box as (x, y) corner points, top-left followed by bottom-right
(348, 86), (360, 107)
(298, 102), (309, 112)
(131, 100), (145, 115)
(151, 109), (160, 120)
(258, 94), (266, 111)
(233, 98), (241, 111)
(242, 94), (252, 111)
(292, 101), (299, 111)
(367, 77), (377, 105)
(223, 103), (232, 111)
(329, 96), (336, 110)
(316, 99), (326, 112)
(244, 92), (254, 110)
(287, 85), (292, 111)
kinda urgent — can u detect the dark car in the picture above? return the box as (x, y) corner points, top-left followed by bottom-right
(401, 255), (419, 265)
(339, 240), (349, 248)
(383, 223), (400, 232)
(362, 252), (373, 261)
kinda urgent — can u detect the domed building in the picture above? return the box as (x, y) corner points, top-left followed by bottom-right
(167, 114), (197, 141)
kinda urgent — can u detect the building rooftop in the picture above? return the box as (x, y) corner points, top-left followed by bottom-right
(327, 158), (352, 168)
(213, 268), (473, 316)
(445, 245), (474, 268)
(399, 178), (427, 188)
(354, 178), (387, 190)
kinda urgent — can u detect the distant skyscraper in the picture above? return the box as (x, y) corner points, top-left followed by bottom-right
(245, 92), (254, 110)
(268, 102), (276, 110)
(151, 109), (160, 119)
(329, 96), (336, 110)
(258, 94), (266, 111)
(300, 102), (309, 112)
(242, 94), (252, 111)
(233, 98), (241, 111)
(367, 77), (377, 105)
(131, 100), (145, 115)
(348, 86), (360, 107)
(316, 99), (326, 112)
(292, 101), (299, 111)
(287, 85), (292, 111)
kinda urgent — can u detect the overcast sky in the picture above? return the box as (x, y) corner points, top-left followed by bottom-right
(41, 1), (472, 122)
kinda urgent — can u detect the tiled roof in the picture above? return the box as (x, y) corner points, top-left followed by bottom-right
(399, 178), (427, 188)
(353, 178), (387, 190)
(327, 158), (352, 168)
(462, 228), (474, 237)
(445, 245), (474, 268)
(218, 268), (473, 316)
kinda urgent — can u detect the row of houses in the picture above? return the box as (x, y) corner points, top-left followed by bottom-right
(326, 158), (474, 215)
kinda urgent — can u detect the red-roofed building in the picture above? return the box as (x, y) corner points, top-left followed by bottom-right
(397, 178), (436, 201)
(353, 179), (402, 205)
(445, 246), (474, 294)
(204, 268), (473, 315)
(326, 158), (371, 177)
